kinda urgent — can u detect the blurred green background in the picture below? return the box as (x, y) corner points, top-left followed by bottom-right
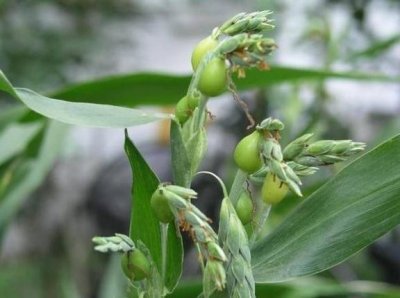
(0, 0), (400, 297)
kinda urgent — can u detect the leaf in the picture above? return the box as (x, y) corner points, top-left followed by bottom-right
(2, 67), (399, 127)
(251, 135), (400, 283)
(0, 120), (68, 236)
(169, 278), (400, 298)
(0, 70), (171, 128)
(51, 73), (189, 107)
(0, 122), (43, 165)
(186, 128), (207, 176)
(0, 105), (29, 130)
(124, 131), (183, 291)
(350, 34), (400, 59)
(170, 120), (191, 187)
(28, 66), (400, 110)
(234, 66), (400, 91)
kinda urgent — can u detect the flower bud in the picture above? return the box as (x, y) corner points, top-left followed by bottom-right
(207, 241), (227, 262)
(306, 140), (335, 155)
(283, 133), (313, 160)
(204, 260), (226, 291)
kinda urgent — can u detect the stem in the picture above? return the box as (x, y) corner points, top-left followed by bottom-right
(228, 169), (247, 205)
(161, 223), (168, 282)
(196, 171), (228, 198)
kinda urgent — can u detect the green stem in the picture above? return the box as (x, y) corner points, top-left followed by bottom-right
(160, 223), (168, 283)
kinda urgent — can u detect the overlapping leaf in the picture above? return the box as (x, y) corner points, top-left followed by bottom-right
(124, 131), (183, 291)
(251, 135), (400, 282)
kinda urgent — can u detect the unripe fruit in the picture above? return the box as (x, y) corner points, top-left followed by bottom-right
(261, 172), (289, 205)
(175, 96), (191, 124)
(235, 191), (253, 225)
(121, 250), (151, 281)
(198, 58), (227, 97)
(191, 36), (219, 71)
(150, 190), (174, 223)
(233, 130), (263, 173)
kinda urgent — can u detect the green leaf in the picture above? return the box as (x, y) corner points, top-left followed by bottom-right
(170, 120), (191, 187)
(0, 120), (68, 236)
(234, 66), (400, 91)
(251, 135), (400, 282)
(350, 34), (400, 59)
(51, 73), (189, 107)
(0, 105), (29, 130)
(186, 128), (207, 176)
(0, 122), (43, 166)
(2, 67), (398, 127)
(169, 278), (400, 298)
(29, 66), (400, 110)
(0, 70), (171, 128)
(124, 131), (183, 291)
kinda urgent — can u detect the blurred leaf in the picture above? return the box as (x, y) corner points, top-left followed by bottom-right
(1, 67), (398, 127)
(0, 262), (44, 298)
(350, 34), (400, 59)
(169, 277), (400, 298)
(234, 66), (399, 90)
(251, 135), (400, 282)
(124, 131), (183, 291)
(98, 255), (127, 298)
(0, 70), (171, 128)
(0, 105), (28, 129)
(47, 66), (400, 108)
(51, 73), (189, 107)
(0, 120), (68, 236)
(0, 122), (43, 165)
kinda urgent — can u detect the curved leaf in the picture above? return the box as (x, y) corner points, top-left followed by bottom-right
(2, 67), (398, 127)
(0, 70), (170, 128)
(124, 131), (183, 291)
(251, 135), (400, 282)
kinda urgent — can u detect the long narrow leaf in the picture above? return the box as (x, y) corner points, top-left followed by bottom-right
(0, 70), (171, 128)
(0, 120), (68, 236)
(124, 131), (183, 291)
(251, 135), (400, 282)
(48, 66), (400, 108)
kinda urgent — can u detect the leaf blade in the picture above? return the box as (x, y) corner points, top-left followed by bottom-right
(251, 135), (400, 282)
(0, 70), (171, 128)
(124, 131), (183, 291)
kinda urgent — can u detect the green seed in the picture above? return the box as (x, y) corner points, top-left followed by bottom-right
(175, 96), (191, 124)
(261, 172), (288, 205)
(121, 249), (151, 281)
(150, 190), (174, 223)
(233, 131), (263, 174)
(235, 191), (253, 225)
